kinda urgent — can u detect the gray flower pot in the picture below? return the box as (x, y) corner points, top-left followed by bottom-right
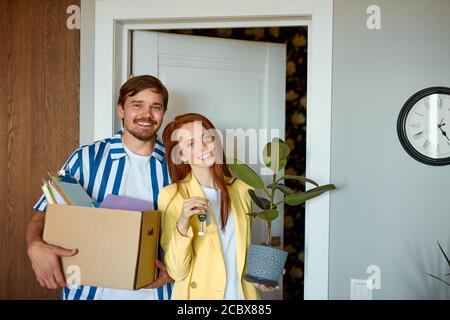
(244, 244), (288, 287)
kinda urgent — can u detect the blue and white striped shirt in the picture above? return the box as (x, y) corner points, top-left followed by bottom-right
(33, 130), (172, 300)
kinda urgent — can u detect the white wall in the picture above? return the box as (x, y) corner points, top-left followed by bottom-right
(329, 0), (450, 299)
(80, 0), (95, 146)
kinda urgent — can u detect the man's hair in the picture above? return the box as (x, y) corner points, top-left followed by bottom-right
(117, 75), (169, 109)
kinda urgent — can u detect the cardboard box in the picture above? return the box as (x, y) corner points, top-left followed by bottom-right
(43, 204), (160, 290)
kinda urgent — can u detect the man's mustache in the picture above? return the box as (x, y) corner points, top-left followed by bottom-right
(134, 118), (157, 125)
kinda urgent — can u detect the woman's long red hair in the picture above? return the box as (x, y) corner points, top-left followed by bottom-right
(162, 113), (233, 229)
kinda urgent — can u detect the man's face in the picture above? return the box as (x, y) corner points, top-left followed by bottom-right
(118, 88), (165, 141)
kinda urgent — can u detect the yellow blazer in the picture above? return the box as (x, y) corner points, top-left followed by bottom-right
(158, 173), (259, 300)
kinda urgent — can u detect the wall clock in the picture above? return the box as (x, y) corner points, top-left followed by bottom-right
(397, 86), (450, 166)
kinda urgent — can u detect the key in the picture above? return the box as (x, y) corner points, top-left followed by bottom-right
(198, 211), (207, 236)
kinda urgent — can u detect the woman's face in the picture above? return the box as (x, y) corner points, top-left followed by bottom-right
(175, 121), (217, 168)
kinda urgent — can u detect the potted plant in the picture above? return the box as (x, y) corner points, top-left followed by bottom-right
(427, 241), (450, 286)
(228, 138), (336, 287)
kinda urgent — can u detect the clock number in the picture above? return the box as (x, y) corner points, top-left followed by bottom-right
(422, 139), (430, 150)
(438, 98), (443, 110)
(410, 123), (421, 128)
(413, 131), (424, 140)
(424, 101), (430, 110)
(414, 111), (424, 117)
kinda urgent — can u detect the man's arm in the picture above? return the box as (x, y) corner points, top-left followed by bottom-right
(26, 211), (46, 246)
(26, 211), (78, 289)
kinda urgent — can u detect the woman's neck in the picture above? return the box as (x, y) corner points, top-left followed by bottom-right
(191, 166), (215, 188)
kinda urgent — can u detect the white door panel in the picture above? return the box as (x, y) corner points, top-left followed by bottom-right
(157, 32), (268, 62)
(131, 31), (286, 299)
(159, 67), (264, 130)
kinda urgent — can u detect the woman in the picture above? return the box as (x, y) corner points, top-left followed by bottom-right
(158, 113), (273, 300)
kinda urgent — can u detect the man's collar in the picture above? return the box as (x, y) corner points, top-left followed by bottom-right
(110, 130), (165, 162)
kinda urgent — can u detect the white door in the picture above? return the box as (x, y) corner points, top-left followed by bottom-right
(129, 31), (286, 299)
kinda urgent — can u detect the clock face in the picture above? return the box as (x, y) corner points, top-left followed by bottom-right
(398, 87), (450, 166)
(405, 93), (450, 158)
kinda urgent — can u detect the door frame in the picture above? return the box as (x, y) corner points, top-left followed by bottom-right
(81, 0), (333, 300)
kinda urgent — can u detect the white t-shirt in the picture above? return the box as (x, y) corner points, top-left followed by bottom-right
(201, 186), (243, 300)
(101, 144), (157, 300)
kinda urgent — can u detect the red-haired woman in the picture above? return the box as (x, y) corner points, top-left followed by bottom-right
(158, 113), (272, 300)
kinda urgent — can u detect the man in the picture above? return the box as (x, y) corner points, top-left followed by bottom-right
(26, 75), (173, 300)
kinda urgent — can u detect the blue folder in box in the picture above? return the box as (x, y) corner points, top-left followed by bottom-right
(47, 171), (93, 207)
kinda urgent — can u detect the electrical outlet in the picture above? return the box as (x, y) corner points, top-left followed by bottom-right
(350, 279), (372, 300)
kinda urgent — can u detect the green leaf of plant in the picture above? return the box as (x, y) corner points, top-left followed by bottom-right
(255, 209), (279, 222)
(262, 138), (290, 172)
(227, 159), (265, 188)
(248, 190), (270, 210)
(437, 241), (450, 268)
(283, 185), (335, 206)
(426, 273), (450, 286)
(276, 175), (319, 187)
(267, 183), (295, 195)
(263, 159), (282, 171)
(308, 184), (337, 193)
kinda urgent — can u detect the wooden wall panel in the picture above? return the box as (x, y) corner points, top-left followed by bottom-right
(0, 0), (80, 300)
(0, 0), (13, 300)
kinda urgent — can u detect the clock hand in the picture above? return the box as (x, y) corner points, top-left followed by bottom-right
(440, 127), (450, 141)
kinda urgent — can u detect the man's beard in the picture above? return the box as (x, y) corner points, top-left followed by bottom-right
(126, 118), (159, 141)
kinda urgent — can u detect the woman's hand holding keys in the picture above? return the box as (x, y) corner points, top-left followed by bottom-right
(177, 197), (209, 236)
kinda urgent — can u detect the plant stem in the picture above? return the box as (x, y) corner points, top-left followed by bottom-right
(265, 173), (277, 246)
(265, 222), (272, 246)
(270, 173), (276, 209)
